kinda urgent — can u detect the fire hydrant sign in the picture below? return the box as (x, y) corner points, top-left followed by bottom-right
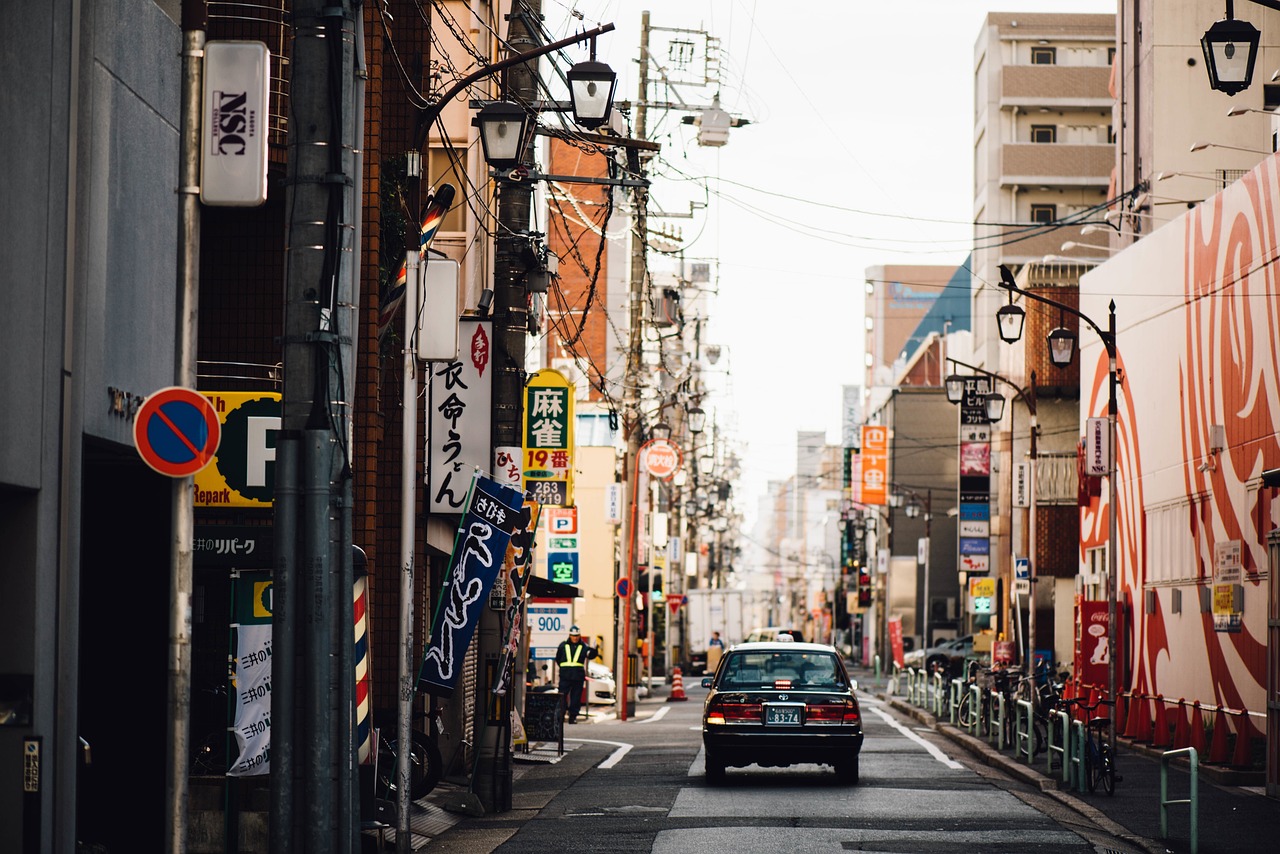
(522, 369), (574, 506)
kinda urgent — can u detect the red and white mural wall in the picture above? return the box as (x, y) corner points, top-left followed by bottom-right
(1079, 154), (1280, 717)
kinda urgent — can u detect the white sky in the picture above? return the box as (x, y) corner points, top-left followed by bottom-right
(543, 0), (1115, 520)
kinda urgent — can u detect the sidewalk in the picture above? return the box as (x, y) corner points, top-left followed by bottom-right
(853, 665), (1280, 854)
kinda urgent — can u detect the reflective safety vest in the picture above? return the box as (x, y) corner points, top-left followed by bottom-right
(558, 642), (587, 669)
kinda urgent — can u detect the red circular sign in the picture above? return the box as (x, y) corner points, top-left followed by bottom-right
(616, 577), (632, 598)
(133, 387), (222, 477)
(642, 439), (681, 479)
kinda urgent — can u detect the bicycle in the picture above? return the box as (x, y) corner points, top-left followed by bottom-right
(1066, 696), (1119, 794)
(374, 707), (444, 802)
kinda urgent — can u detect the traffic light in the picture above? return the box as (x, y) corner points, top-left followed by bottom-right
(857, 562), (872, 608)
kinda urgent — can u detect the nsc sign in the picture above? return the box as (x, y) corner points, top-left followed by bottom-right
(194, 391), (280, 507)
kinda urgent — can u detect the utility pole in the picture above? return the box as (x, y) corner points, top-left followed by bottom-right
(274, 1), (361, 850)
(618, 9), (652, 722)
(475, 0), (541, 814)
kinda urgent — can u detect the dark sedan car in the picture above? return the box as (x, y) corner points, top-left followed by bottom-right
(700, 640), (863, 783)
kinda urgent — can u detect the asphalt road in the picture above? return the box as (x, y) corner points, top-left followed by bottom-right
(419, 687), (1147, 853)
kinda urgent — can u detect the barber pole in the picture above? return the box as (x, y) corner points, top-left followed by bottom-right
(354, 572), (372, 763)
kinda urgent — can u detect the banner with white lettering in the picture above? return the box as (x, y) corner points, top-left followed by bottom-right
(229, 571), (273, 776)
(492, 500), (543, 697)
(419, 473), (525, 697)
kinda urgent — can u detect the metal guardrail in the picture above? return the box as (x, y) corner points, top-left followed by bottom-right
(1015, 699), (1034, 763)
(1071, 720), (1087, 793)
(931, 672), (946, 717)
(1047, 709), (1071, 783)
(1161, 747), (1199, 854)
(950, 679), (963, 724)
(968, 683), (982, 736)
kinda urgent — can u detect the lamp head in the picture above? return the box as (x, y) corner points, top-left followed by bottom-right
(1201, 15), (1261, 96)
(476, 101), (532, 169)
(944, 373), (967, 404)
(1047, 326), (1077, 367)
(566, 60), (618, 129)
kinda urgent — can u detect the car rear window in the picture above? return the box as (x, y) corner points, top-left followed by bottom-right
(718, 651), (843, 689)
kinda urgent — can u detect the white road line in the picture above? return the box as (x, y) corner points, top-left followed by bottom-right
(869, 707), (963, 769)
(565, 737), (633, 768)
(638, 706), (671, 723)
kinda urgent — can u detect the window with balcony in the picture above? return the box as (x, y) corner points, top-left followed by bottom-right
(1030, 125), (1057, 144)
(1030, 204), (1057, 224)
(428, 148), (469, 233)
(1031, 46), (1056, 65)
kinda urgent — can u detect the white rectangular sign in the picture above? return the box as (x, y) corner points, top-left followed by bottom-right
(959, 520), (990, 538)
(604, 483), (623, 524)
(201, 41), (270, 206)
(427, 319), (492, 513)
(1013, 462), (1030, 508)
(528, 601), (573, 659)
(417, 258), (461, 361)
(1086, 417), (1110, 476)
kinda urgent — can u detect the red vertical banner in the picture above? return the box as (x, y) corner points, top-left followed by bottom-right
(888, 616), (905, 668)
(1077, 600), (1123, 689)
(860, 425), (888, 506)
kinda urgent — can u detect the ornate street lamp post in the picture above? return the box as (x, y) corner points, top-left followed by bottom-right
(996, 264), (1119, 755)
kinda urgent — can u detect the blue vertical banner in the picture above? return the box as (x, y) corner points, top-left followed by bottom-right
(419, 472), (525, 697)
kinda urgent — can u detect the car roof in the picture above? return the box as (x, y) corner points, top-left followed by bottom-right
(728, 641), (840, 654)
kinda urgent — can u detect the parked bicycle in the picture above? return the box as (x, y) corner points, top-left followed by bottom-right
(1065, 695), (1119, 794)
(374, 708), (444, 802)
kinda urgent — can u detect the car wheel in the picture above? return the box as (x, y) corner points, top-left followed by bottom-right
(836, 754), (859, 785)
(704, 750), (726, 783)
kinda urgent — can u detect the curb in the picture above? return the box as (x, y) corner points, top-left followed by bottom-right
(882, 695), (1165, 854)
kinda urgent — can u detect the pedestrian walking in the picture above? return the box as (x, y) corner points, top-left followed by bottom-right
(555, 625), (598, 723)
(707, 630), (726, 673)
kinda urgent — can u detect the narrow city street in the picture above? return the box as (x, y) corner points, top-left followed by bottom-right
(420, 686), (1146, 854)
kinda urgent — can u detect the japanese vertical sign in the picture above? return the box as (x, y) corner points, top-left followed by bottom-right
(229, 571), (273, 776)
(958, 377), (992, 575)
(522, 369), (574, 506)
(493, 500), (542, 696)
(859, 425), (888, 505)
(419, 473), (525, 697)
(428, 319), (493, 513)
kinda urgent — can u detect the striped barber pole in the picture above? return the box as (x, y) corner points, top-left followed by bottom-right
(377, 183), (456, 341)
(353, 570), (372, 764)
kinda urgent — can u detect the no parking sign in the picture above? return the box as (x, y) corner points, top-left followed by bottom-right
(133, 387), (221, 477)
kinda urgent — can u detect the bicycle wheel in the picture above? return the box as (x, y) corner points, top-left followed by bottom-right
(1098, 742), (1116, 795)
(378, 731), (443, 801)
(957, 691), (976, 728)
(1085, 740), (1100, 793)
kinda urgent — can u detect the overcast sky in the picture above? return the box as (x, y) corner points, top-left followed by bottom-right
(543, 0), (1115, 522)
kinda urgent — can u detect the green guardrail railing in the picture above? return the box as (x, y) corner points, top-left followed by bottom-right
(1047, 709), (1071, 783)
(1071, 720), (1087, 794)
(1161, 747), (1199, 854)
(932, 672), (945, 717)
(1014, 699), (1034, 763)
(949, 679), (963, 725)
(968, 683), (982, 736)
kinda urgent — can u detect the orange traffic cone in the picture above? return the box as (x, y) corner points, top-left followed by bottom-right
(1152, 695), (1172, 748)
(1172, 698), (1190, 749)
(668, 666), (688, 702)
(1132, 694), (1153, 743)
(1208, 706), (1230, 764)
(1189, 701), (1206, 755)
(1115, 692), (1128, 736)
(1232, 710), (1253, 767)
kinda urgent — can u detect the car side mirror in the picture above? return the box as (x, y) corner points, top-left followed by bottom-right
(850, 679), (858, 692)
(701, 677), (713, 688)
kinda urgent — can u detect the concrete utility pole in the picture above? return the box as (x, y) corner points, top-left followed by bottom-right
(167, 3), (205, 849)
(474, 0), (541, 814)
(618, 9), (652, 723)
(273, 1), (362, 850)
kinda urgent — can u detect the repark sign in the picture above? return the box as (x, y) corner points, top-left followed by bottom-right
(193, 391), (280, 507)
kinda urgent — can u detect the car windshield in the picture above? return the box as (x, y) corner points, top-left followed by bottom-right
(718, 651), (844, 689)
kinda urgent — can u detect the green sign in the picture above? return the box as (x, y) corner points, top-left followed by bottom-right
(549, 536), (578, 550)
(547, 551), (579, 585)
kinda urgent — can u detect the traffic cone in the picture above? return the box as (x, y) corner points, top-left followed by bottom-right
(667, 666), (688, 702)
(1232, 710), (1253, 767)
(1208, 706), (1230, 764)
(1172, 698), (1190, 749)
(1133, 694), (1153, 743)
(1189, 701), (1206, 756)
(1152, 694), (1171, 748)
(1122, 692), (1143, 739)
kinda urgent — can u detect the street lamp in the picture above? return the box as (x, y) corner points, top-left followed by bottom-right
(687, 405), (706, 435)
(1200, 1), (1261, 95)
(947, 356), (1040, 681)
(566, 59), (618, 129)
(1189, 140), (1273, 155)
(995, 263), (1119, 756)
(476, 101), (532, 169)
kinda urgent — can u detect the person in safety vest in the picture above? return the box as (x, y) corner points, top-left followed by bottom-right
(555, 625), (598, 723)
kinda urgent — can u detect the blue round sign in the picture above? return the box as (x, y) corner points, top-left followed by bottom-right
(615, 577), (631, 598)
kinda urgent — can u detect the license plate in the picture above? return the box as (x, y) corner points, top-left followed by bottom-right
(765, 705), (802, 725)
